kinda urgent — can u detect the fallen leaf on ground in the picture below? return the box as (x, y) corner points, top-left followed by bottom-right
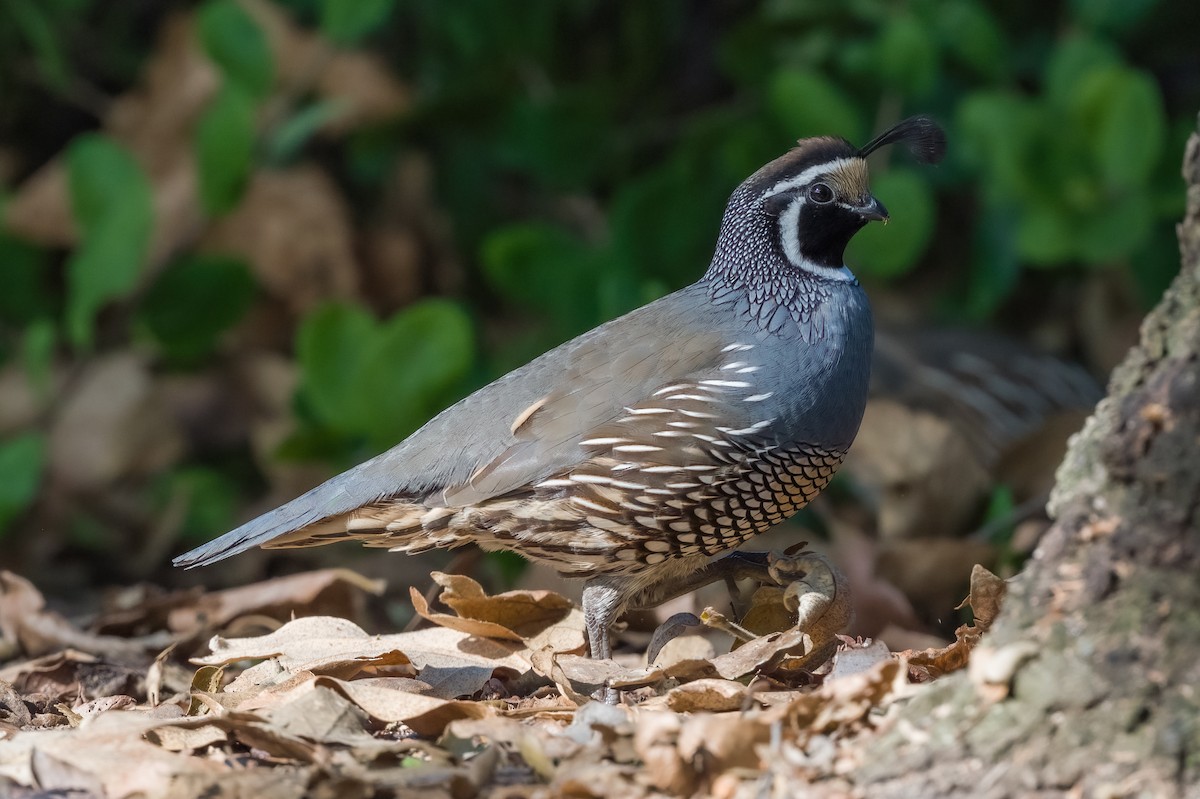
(411, 572), (587, 654)
(901, 564), (1008, 681)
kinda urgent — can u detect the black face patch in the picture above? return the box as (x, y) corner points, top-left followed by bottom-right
(792, 202), (868, 269)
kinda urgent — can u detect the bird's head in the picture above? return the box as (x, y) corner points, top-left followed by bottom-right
(725, 116), (946, 279)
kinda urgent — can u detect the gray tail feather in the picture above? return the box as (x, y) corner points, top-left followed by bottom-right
(172, 501), (329, 568)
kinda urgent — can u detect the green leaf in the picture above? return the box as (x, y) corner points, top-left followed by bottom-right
(1044, 34), (1118, 110)
(198, 0), (274, 97)
(962, 211), (1021, 320)
(934, 0), (1007, 80)
(1069, 0), (1162, 32)
(5, 0), (71, 90)
(294, 300), (475, 452)
(0, 233), (54, 325)
(320, 0), (395, 44)
(1015, 202), (1074, 265)
(296, 303), (377, 431)
(1076, 66), (1165, 188)
(610, 161), (729, 289)
(21, 319), (56, 400)
(767, 69), (864, 142)
(159, 467), (243, 543)
(1075, 190), (1154, 263)
(65, 135), (154, 348)
(876, 13), (937, 95)
(195, 83), (257, 215)
(357, 299), (474, 449)
(138, 255), (257, 363)
(481, 224), (604, 336)
(265, 100), (348, 164)
(846, 168), (936, 278)
(0, 433), (46, 536)
(956, 92), (1041, 201)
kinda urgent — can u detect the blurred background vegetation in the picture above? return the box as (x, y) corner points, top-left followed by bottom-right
(0, 0), (1196, 622)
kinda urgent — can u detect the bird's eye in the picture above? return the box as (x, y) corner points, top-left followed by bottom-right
(808, 182), (834, 204)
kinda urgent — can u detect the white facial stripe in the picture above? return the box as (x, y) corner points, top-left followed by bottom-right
(763, 158), (859, 199)
(775, 192), (856, 282)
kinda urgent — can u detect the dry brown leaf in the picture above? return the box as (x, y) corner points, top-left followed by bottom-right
(166, 568), (385, 635)
(768, 656), (904, 736)
(902, 564), (1008, 681)
(0, 572), (161, 661)
(846, 399), (993, 540)
(145, 722), (228, 752)
(662, 679), (748, 713)
(411, 572), (587, 655)
(826, 638), (892, 680)
(675, 711), (771, 773)
(633, 711), (695, 795)
(254, 682), (378, 747)
(703, 628), (813, 681)
(204, 166), (362, 314)
(316, 676), (492, 737)
(5, 711), (227, 797)
(196, 615), (528, 702)
(47, 353), (184, 493)
(956, 564), (1008, 630)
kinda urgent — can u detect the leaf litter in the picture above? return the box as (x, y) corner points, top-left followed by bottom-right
(0, 554), (1007, 797)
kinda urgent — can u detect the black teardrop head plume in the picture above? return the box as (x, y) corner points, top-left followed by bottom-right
(857, 116), (946, 164)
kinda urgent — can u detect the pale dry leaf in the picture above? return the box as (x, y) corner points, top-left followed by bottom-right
(902, 565), (1008, 681)
(146, 643), (176, 707)
(652, 633), (716, 670)
(11, 711), (226, 797)
(48, 353), (185, 492)
(663, 679), (748, 713)
(145, 723), (228, 752)
(413, 572), (587, 654)
(196, 616), (414, 683)
(203, 166), (361, 314)
(166, 568), (385, 635)
(704, 628), (813, 681)
(256, 682), (378, 747)
(633, 711), (695, 795)
(316, 675), (492, 737)
(410, 586), (520, 642)
(676, 711), (770, 773)
(0, 572), (153, 661)
(769, 657), (904, 735)
(827, 638), (892, 680)
(0, 649), (97, 701)
(956, 564), (1008, 630)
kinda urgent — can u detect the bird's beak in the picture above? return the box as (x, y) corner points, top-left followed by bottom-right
(855, 196), (889, 224)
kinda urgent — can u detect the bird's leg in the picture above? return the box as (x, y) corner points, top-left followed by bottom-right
(581, 578), (630, 705)
(627, 551), (775, 610)
(581, 578), (627, 661)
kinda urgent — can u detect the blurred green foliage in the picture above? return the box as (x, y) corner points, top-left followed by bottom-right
(0, 0), (1195, 559)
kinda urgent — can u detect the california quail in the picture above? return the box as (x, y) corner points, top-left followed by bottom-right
(175, 117), (946, 662)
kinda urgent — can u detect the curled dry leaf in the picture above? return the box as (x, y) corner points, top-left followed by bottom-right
(0, 572), (160, 661)
(411, 571), (586, 653)
(901, 564), (1008, 681)
(166, 567), (385, 635)
(662, 679), (748, 713)
(316, 675), (493, 737)
(195, 615), (529, 702)
(767, 656), (905, 737)
(5, 711), (227, 797)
